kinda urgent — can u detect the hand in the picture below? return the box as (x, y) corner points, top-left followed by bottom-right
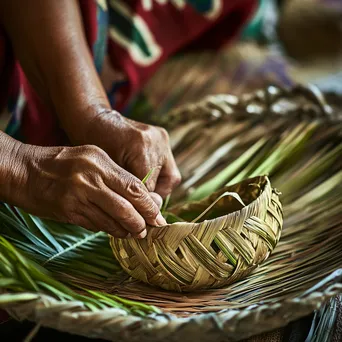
(17, 144), (167, 238)
(0, 0), (181, 199)
(80, 110), (181, 198)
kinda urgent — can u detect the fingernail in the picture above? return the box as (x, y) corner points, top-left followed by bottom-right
(136, 229), (147, 239)
(156, 212), (167, 226)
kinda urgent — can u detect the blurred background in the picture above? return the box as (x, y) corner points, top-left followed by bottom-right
(127, 0), (342, 122)
(1, 0), (342, 341)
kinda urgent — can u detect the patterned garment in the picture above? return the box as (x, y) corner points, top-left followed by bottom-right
(0, 0), (256, 325)
(0, 0), (256, 146)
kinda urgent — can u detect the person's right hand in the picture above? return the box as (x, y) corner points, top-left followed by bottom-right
(11, 143), (167, 238)
(0, 0), (171, 239)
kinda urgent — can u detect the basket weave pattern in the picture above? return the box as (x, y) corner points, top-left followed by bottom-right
(1, 85), (341, 342)
(110, 176), (283, 291)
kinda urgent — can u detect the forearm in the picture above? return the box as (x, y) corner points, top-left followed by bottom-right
(0, 131), (28, 205)
(0, 0), (110, 144)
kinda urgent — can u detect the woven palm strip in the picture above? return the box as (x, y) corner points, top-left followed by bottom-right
(160, 83), (339, 131)
(1, 85), (342, 342)
(110, 176), (282, 291)
(5, 280), (342, 342)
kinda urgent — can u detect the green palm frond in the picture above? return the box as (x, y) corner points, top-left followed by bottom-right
(0, 84), (341, 340)
(0, 234), (159, 315)
(0, 205), (121, 282)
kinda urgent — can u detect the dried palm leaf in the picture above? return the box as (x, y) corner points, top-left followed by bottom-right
(0, 84), (342, 341)
(110, 176), (282, 291)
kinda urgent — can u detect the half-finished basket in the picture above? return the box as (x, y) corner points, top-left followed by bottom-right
(110, 175), (283, 291)
(1, 84), (342, 342)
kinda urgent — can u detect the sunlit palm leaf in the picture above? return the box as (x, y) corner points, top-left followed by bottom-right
(0, 79), (341, 340)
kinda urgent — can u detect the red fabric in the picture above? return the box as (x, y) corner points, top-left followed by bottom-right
(0, 0), (256, 146)
(0, 1), (256, 322)
(107, 0), (257, 111)
(79, 0), (98, 49)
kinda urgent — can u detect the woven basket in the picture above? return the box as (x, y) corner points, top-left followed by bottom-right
(1, 84), (342, 342)
(110, 176), (282, 291)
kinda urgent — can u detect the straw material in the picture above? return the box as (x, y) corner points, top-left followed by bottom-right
(1, 84), (342, 341)
(3, 281), (342, 341)
(110, 176), (282, 291)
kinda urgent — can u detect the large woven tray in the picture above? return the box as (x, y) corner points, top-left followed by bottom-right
(1, 85), (342, 341)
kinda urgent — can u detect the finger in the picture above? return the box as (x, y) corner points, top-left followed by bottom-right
(155, 150), (181, 198)
(129, 158), (162, 193)
(71, 206), (129, 238)
(91, 186), (149, 237)
(143, 165), (162, 192)
(105, 167), (166, 227)
(150, 192), (163, 209)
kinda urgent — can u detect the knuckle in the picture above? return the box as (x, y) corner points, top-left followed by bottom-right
(136, 129), (152, 147)
(81, 144), (103, 155)
(70, 171), (86, 186)
(171, 172), (182, 187)
(77, 145), (106, 167)
(124, 179), (159, 218)
(69, 147), (109, 185)
(68, 172), (93, 197)
(158, 127), (169, 141)
(126, 178), (145, 198)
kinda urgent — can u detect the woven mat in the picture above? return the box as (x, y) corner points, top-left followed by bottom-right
(1, 42), (341, 341)
(2, 297), (341, 341)
(133, 42), (342, 341)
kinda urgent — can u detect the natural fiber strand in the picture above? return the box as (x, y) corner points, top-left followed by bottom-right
(332, 296), (342, 342)
(110, 176), (282, 291)
(0, 84), (341, 341)
(304, 296), (338, 342)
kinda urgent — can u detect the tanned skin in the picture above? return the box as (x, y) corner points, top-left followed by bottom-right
(0, 0), (181, 239)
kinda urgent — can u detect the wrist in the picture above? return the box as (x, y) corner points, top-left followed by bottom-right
(13, 144), (65, 211)
(76, 108), (124, 146)
(0, 132), (63, 209)
(64, 104), (114, 145)
(0, 133), (29, 206)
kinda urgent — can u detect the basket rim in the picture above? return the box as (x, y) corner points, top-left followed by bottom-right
(2, 269), (342, 342)
(2, 85), (341, 340)
(171, 174), (271, 213)
(136, 175), (273, 234)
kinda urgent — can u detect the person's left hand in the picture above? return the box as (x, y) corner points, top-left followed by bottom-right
(80, 110), (181, 199)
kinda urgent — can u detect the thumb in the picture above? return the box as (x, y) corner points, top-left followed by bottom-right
(149, 192), (163, 210)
